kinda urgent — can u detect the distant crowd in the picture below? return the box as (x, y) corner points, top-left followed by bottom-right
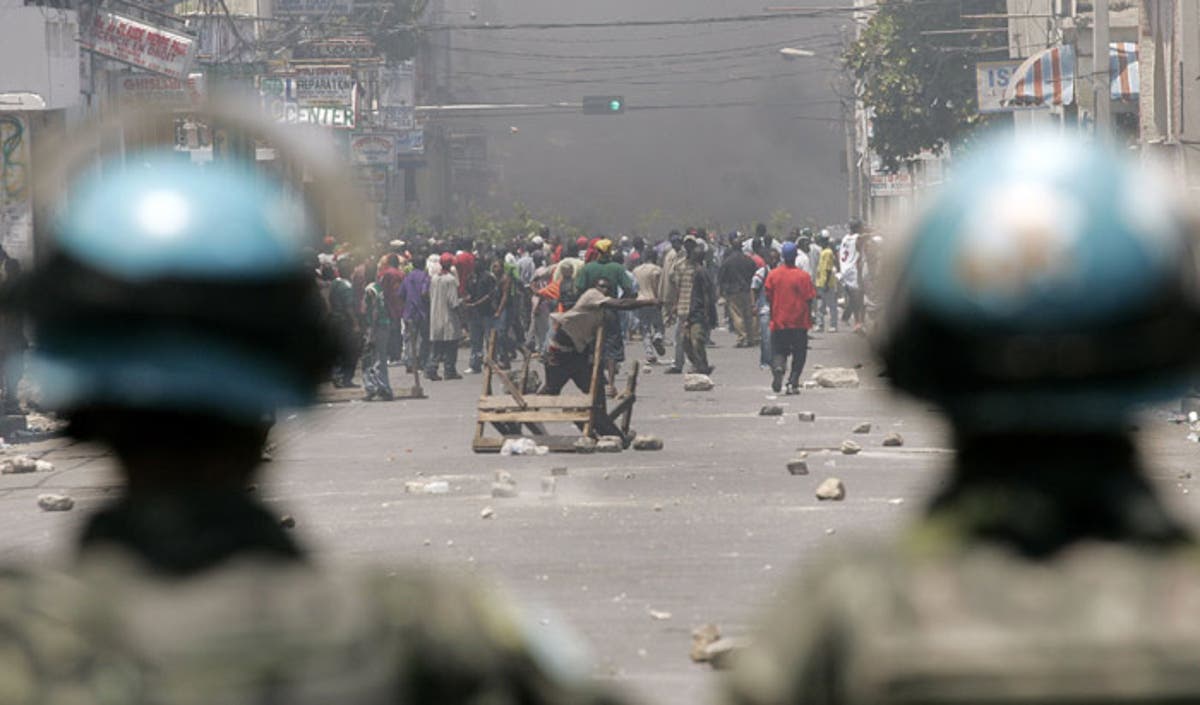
(311, 218), (886, 399)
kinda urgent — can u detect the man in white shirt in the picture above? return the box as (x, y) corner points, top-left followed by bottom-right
(839, 219), (866, 333)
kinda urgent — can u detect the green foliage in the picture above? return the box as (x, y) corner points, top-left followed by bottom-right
(769, 209), (793, 238)
(366, 0), (428, 63)
(844, 0), (1004, 172)
(464, 202), (546, 245)
(403, 211), (433, 237)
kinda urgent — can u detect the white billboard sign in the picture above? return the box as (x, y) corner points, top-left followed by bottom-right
(82, 11), (196, 80)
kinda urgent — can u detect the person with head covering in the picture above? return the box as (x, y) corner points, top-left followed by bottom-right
(427, 252), (462, 380)
(725, 132), (1200, 705)
(541, 276), (658, 442)
(2, 146), (627, 705)
(576, 238), (636, 396)
(462, 256), (500, 374)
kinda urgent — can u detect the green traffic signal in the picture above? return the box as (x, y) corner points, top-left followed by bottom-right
(582, 95), (626, 115)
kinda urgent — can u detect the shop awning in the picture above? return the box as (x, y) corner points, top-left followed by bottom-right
(1004, 43), (1140, 107)
(1005, 44), (1076, 107)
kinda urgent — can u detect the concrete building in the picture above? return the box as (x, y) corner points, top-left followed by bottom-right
(1139, 0), (1200, 195)
(0, 0), (80, 264)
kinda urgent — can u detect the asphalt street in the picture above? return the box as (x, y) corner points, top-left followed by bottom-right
(2, 325), (1200, 705)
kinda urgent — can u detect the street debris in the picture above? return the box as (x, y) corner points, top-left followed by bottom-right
(37, 494), (74, 512)
(797, 411), (817, 422)
(492, 470), (518, 499)
(787, 459), (809, 475)
(551, 466), (569, 476)
(841, 440), (862, 455)
(405, 480), (450, 495)
(25, 412), (67, 435)
(702, 638), (747, 670)
(481, 506), (495, 519)
(759, 405), (784, 416)
(632, 435), (664, 451)
(882, 432), (905, 447)
(279, 515), (296, 529)
(653, 503), (663, 512)
(596, 436), (623, 453)
(816, 478), (846, 501)
(690, 623), (722, 662)
(888, 498), (905, 506)
(500, 438), (549, 456)
(1, 456), (38, 474)
(683, 374), (714, 392)
(648, 608), (672, 620)
(852, 422), (872, 434)
(813, 368), (861, 388)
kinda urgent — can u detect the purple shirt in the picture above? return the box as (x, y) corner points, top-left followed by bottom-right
(399, 268), (431, 321)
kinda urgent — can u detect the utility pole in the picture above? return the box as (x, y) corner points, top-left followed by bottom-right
(843, 102), (860, 222)
(1092, 0), (1110, 136)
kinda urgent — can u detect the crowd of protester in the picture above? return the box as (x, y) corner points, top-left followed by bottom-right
(310, 219), (887, 399)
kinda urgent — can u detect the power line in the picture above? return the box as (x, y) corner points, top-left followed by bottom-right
(429, 33), (842, 62)
(420, 8), (866, 32)
(443, 43), (844, 83)
(428, 99), (844, 118)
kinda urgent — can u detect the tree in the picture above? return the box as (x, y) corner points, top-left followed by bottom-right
(843, 0), (1006, 172)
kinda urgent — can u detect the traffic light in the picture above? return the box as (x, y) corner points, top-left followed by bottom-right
(582, 95), (625, 115)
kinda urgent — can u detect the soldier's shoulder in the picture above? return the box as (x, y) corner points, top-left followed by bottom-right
(727, 540), (1200, 705)
(0, 557), (623, 704)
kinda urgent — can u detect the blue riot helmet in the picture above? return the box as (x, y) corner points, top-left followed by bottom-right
(878, 132), (1200, 431)
(18, 150), (340, 422)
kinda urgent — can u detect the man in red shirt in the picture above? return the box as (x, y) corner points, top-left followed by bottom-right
(764, 241), (817, 395)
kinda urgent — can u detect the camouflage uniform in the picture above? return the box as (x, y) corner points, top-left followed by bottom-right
(0, 494), (625, 705)
(726, 440), (1200, 705)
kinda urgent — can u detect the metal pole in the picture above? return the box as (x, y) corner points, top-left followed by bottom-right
(1092, 0), (1110, 136)
(844, 103), (858, 221)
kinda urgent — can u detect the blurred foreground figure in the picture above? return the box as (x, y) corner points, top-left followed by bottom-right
(725, 133), (1200, 705)
(0, 150), (621, 705)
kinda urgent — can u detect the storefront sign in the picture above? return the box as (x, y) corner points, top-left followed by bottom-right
(395, 129), (424, 155)
(275, 0), (352, 15)
(117, 72), (205, 105)
(82, 10), (196, 80)
(292, 38), (375, 60)
(293, 66), (355, 106)
(350, 132), (396, 166)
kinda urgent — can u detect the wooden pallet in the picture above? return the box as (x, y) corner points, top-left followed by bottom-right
(471, 327), (640, 453)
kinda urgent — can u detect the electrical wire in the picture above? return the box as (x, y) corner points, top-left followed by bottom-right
(418, 8), (867, 32)
(426, 32), (843, 62)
